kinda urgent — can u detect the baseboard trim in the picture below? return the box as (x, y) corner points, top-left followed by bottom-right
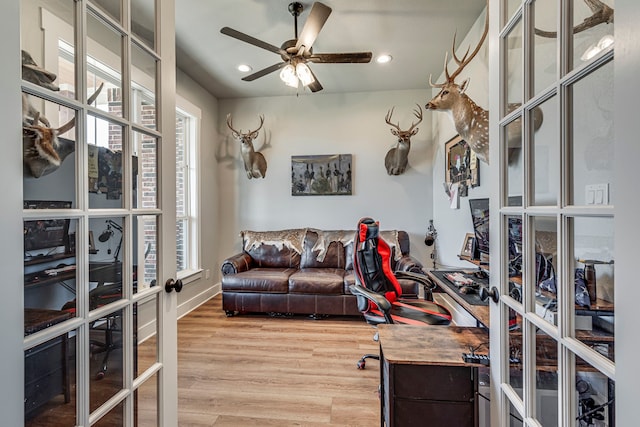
(138, 283), (221, 343)
(178, 283), (221, 320)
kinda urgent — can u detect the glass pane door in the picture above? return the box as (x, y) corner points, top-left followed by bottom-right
(493, 0), (615, 426)
(20, 0), (176, 425)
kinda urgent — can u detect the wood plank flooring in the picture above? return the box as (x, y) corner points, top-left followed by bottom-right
(178, 295), (381, 426)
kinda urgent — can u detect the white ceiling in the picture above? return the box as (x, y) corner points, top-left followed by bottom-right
(175, 0), (486, 99)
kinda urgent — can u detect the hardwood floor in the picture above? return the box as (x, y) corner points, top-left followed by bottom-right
(178, 295), (381, 426)
(25, 294), (381, 426)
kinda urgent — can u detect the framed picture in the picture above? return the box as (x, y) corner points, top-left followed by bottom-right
(460, 232), (476, 258)
(445, 135), (479, 192)
(291, 154), (352, 196)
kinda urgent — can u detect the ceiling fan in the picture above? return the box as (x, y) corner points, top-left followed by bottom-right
(220, 1), (372, 92)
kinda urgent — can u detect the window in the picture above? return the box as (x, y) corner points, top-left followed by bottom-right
(176, 100), (200, 276)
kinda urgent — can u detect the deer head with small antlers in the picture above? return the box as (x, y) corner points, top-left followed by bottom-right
(384, 104), (422, 175)
(226, 114), (267, 179)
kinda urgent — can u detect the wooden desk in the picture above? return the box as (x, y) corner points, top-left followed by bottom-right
(378, 325), (488, 427)
(427, 270), (490, 328)
(427, 269), (613, 330)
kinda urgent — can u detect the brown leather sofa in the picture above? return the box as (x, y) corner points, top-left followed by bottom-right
(221, 228), (426, 317)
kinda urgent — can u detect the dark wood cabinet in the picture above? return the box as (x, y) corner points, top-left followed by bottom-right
(24, 309), (71, 420)
(377, 325), (487, 427)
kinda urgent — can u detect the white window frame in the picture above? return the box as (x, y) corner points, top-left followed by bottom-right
(175, 95), (201, 280)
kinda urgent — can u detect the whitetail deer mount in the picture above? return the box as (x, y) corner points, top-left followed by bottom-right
(426, 6), (543, 165)
(384, 104), (422, 175)
(23, 83), (104, 178)
(226, 114), (268, 179)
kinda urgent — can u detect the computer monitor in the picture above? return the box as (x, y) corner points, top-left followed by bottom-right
(469, 198), (490, 259)
(468, 197), (522, 261)
(23, 219), (70, 253)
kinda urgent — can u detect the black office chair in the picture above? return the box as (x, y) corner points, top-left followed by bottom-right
(61, 262), (124, 379)
(349, 217), (452, 369)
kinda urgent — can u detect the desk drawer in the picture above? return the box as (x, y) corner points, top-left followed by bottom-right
(395, 398), (475, 426)
(392, 364), (475, 402)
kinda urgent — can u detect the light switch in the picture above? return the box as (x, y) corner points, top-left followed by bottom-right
(595, 189), (604, 204)
(585, 187), (595, 204)
(585, 183), (609, 205)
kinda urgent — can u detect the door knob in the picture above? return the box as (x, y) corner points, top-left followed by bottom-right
(479, 286), (499, 303)
(165, 278), (183, 293)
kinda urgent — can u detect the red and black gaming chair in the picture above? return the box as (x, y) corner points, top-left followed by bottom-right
(349, 217), (452, 369)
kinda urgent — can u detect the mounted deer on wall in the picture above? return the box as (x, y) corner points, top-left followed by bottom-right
(23, 83), (104, 178)
(226, 114), (267, 179)
(384, 104), (422, 175)
(425, 4), (542, 165)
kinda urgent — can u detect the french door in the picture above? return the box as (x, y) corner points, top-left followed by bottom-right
(488, 0), (616, 426)
(11, 0), (178, 425)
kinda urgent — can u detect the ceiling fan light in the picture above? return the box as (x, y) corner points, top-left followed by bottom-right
(597, 34), (614, 50)
(580, 43), (600, 61)
(376, 54), (393, 64)
(280, 64), (299, 88)
(296, 62), (315, 86)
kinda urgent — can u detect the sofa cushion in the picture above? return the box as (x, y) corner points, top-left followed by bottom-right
(222, 268), (296, 293)
(289, 268), (345, 294)
(241, 229), (304, 268)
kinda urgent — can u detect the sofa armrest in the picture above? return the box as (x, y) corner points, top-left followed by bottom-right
(394, 254), (425, 274)
(221, 253), (254, 276)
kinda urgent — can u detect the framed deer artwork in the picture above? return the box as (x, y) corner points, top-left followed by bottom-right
(445, 135), (479, 197)
(291, 154), (352, 196)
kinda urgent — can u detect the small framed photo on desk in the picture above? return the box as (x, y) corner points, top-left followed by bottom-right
(460, 233), (475, 258)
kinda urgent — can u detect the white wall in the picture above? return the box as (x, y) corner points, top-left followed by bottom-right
(216, 89), (435, 267)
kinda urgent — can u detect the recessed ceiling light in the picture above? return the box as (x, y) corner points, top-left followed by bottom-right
(376, 54), (393, 64)
(237, 64), (252, 73)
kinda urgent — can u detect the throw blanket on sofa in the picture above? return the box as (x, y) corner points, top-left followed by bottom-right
(242, 229), (307, 254)
(241, 228), (402, 262)
(309, 229), (354, 262)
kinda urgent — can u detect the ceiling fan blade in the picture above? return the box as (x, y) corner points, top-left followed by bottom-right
(295, 2), (332, 54)
(306, 67), (323, 92)
(308, 52), (373, 63)
(241, 62), (287, 81)
(221, 27), (289, 58)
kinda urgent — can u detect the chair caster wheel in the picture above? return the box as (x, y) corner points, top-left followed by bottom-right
(357, 360), (366, 369)
(96, 371), (105, 380)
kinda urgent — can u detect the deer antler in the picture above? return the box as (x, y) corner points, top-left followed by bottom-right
(407, 104), (423, 133)
(248, 115), (265, 138)
(385, 105), (423, 135)
(227, 114), (265, 139)
(429, 4), (489, 86)
(535, 0), (613, 38)
(385, 107), (401, 133)
(226, 114), (240, 137)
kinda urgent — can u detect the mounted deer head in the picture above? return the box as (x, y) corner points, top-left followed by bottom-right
(426, 6), (491, 164)
(384, 104), (422, 175)
(226, 114), (267, 179)
(23, 83), (104, 178)
(426, 5), (543, 165)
